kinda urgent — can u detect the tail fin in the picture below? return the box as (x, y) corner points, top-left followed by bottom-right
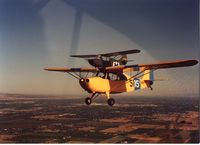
(140, 69), (154, 90)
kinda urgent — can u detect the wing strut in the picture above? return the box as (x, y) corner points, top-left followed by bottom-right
(67, 72), (80, 79)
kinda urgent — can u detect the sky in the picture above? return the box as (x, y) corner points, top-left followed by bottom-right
(0, 0), (199, 97)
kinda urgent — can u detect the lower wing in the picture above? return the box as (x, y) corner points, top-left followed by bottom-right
(44, 67), (98, 72)
(104, 59), (198, 73)
(44, 59), (198, 73)
(137, 59), (198, 70)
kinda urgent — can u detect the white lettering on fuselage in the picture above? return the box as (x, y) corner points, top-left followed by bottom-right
(112, 61), (120, 66)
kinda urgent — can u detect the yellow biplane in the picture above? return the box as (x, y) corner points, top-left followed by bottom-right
(45, 49), (198, 106)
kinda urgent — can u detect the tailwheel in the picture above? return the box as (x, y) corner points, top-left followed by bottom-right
(107, 98), (115, 106)
(85, 97), (92, 105)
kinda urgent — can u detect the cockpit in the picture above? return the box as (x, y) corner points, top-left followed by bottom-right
(99, 72), (127, 81)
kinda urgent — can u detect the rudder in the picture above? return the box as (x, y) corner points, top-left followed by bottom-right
(140, 69), (154, 89)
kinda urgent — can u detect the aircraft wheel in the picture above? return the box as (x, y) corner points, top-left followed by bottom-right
(85, 97), (92, 105)
(107, 98), (115, 106)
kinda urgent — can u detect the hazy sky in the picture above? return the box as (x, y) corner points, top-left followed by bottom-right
(0, 0), (199, 97)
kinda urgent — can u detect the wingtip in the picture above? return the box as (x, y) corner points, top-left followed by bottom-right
(184, 59), (199, 66)
(136, 49), (141, 52)
(188, 59), (199, 65)
(129, 49), (141, 53)
(44, 68), (50, 71)
(193, 59), (199, 65)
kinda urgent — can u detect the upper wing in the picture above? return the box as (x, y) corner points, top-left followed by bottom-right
(105, 59), (198, 73)
(44, 67), (98, 72)
(101, 49), (141, 57)
(70, 49), (140, 58)
(70, 54), (97, 58)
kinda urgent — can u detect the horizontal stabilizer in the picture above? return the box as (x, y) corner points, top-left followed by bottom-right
(153, 78), (168, 81)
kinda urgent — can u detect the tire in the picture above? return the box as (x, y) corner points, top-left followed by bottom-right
(107, 98), (115, 106)
(85, 97), (92, 105)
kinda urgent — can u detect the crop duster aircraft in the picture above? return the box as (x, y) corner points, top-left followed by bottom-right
(45, 49), (198, 106)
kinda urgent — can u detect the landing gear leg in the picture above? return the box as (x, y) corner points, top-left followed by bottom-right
(105, 91), (115, 106)
(85, 93), (96, 105)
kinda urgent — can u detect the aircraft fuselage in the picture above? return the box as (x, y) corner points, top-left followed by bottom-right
(88, 58), (124, 68)
(79, 74), (152, 95)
